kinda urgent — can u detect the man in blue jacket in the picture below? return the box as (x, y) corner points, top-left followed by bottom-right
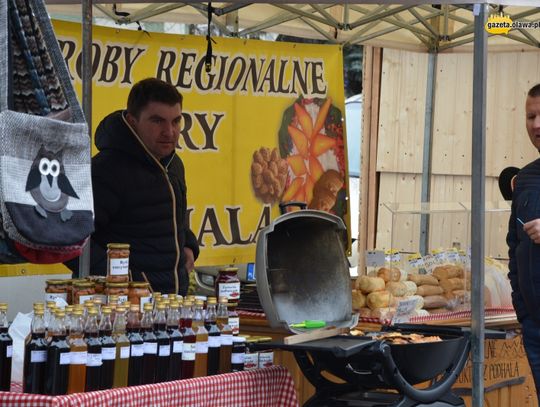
(68, 78), (199, 295)
(507, 83), (540, 403)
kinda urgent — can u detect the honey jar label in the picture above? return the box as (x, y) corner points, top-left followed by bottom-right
(182, 343), (196, 361)
(110, 258), (129, 276)
(78, 295), (94, 305)
(71, 351), (87, 365)
(60, 352), (71, 365)
(117, 295), (128, 304)
(218, 282), (241, 300)
(172, 341), (183, 353)
(140, 296), (152, 312)
(45, 293), (67, 302)
(120, 346), (130, 359)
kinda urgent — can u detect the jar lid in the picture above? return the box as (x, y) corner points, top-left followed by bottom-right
(129, 282), (150, 288)
(86, 276), (106, 282)
(46, 279), (68, 285)
(107, 243), (130, 250)
(106, 282), (129, 288)
(232, 336), (246, 343)
(219, 267), (239, 273)
(73, 281), (94, 288)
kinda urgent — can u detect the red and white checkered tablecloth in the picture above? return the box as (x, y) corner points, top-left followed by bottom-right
(0, 366), (299, 407)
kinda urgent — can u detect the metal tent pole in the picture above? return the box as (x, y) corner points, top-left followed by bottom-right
(471, 3), (487, 407)
(78, 0), (92, 278)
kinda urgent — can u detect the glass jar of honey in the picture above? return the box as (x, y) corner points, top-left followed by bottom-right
(45, 279), (69, 302)
(107, 243), (130, 283)
(72, 281), (95, 305)
(105, 282), (129, 304)
(215, 267), (241, 307)
(128, 282), (152, 312)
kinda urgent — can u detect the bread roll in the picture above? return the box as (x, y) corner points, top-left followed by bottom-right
(366, 290), (393, 310)
(439, 278), (464, 293)
(357, 276), (386, 294)
(352, 289), (366, 310)
(408, 274), (439, 286)
(422, 295), (448, 309)
(409, 295), (424, 310)
(370, 307), (396, 320)
(416, 285), (444, 296)
(386, 282), (408, 297)
(414, 309), (430, 317)
(377, 267), (401, 283)
(433, 264), (464, 280)
(358, 307), (372, 318)
(403, 281), (417, 296)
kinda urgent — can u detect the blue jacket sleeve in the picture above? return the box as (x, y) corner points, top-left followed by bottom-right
(507, 201), (527, 321)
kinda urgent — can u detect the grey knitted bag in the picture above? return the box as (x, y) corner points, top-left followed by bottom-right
(0, 0), (94, 249)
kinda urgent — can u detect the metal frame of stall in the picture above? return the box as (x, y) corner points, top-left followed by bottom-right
(69, 2), (527, 406)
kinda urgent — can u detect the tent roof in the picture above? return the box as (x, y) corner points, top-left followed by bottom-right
(44, 2), (540, 51)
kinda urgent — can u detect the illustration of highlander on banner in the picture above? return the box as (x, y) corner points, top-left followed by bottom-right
(53, 20), (349, 267)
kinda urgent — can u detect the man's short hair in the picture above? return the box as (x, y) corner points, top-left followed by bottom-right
(528, 84), (540, 98)
(127, 78), (183, 118)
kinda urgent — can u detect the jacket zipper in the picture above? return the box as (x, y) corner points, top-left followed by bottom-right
(122, 114), (181, 294)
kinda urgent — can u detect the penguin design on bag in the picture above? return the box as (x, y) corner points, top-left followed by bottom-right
(25, 145), (79, 221)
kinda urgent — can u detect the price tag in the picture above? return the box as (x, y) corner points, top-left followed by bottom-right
(432, 250), (447, 264)
(422, 254), (436, 274)
(407, 253), (424, 269)
(365, 250), (385, 267)
(391, 297), (420, 325)
(446, 249), (461, 263)
(386, 251), (401, 264)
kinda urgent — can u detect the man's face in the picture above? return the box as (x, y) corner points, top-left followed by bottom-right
(127, 101), (182, 159)
(526, 95), (540, 151)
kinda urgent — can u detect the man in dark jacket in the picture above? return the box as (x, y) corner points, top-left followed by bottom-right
(69, 78), (199, 295)
(507, 83), (540, 403)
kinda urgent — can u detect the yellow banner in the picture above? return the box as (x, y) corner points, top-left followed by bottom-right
(52, 20), (349, 267)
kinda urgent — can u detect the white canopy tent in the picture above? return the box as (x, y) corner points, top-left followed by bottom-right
(40, 2), (539, 406)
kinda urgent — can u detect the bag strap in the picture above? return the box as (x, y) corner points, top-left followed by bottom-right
(0, 0), (85, 124)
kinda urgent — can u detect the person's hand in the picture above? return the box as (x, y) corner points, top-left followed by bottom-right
(184, 247), (195, 273)
(523, 219), (540, 244)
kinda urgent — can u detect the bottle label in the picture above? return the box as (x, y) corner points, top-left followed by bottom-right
(71, 351), (87, 365)
(6, 345), (12, 358)
(159, 345), (171, 357)
(59, 352), (71, 365)
(120, 346), (130, 359)
(258, 351), (274, 368)
(208, 336), (221, 348)
(117, 295), (128, 304)
(244, 353), (259, 370)
(218, 282), (241, 300)
(231, 352), (245, 364)
(221, 334), (233, 346)
(229, 317), (240, 335)
(182, 343), (196, 361)
(110, 258), (129, 276)
(45, 292), (67, 302)
(102, 347), (116, 360)
(195, 341), (208, 354)
(172, 341), (183, 354)
(144, 342), (158, 355)
(87, 353), (102, 367)
(131, 343), (144, 357)
(78, 294), (94, 304)
(140, 296), (152, 312)
(30, 350), (47, 363)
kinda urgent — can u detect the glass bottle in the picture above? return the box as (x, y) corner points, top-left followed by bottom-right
(205, 298), (221, 376)
(217, 297), (233, 374)
(180, 301), (196, 379)
(23, 305), (47, 394)
(154, 303), (171, 383)
(231, 337), (246, 372)
(67, 309), (87, 394)
(167, 301), (182, 381)
(99, 307), (116, 390)
(112, 305), (130, 388)
(0, 303), (12, 391)
(214, 267), (241, 307)
(193, 300), (208, 378)
(45, 310), (70, 395)
(228, 305), (240, 337)
(141, 302), (157, 384)
(126, 304), (144, 386)
(84, 307), (102, 392)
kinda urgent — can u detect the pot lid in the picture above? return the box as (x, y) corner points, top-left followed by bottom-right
(255, 210), (357, 333)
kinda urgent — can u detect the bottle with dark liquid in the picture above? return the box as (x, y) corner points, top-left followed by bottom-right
(45, 310), (70, 395)
(180, 301), (196, 379)
(99, 307), (116, 390)
(127, 304), (144, 386)
(193, 300), (208, 378)
(113, 305), (130, 388)
(217, 297), (233, 374)
(154, 303), (171, 383)
(205, 298), (221, 376)
(0, 303), (12, 391)
(141, 302), (157, 384)
(167, 300), (182, 381)
(23, 305), (47, 394)
(231, 336), (246, 372)
(84, 307), (102, 392)
(67, 308), (87, 394)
